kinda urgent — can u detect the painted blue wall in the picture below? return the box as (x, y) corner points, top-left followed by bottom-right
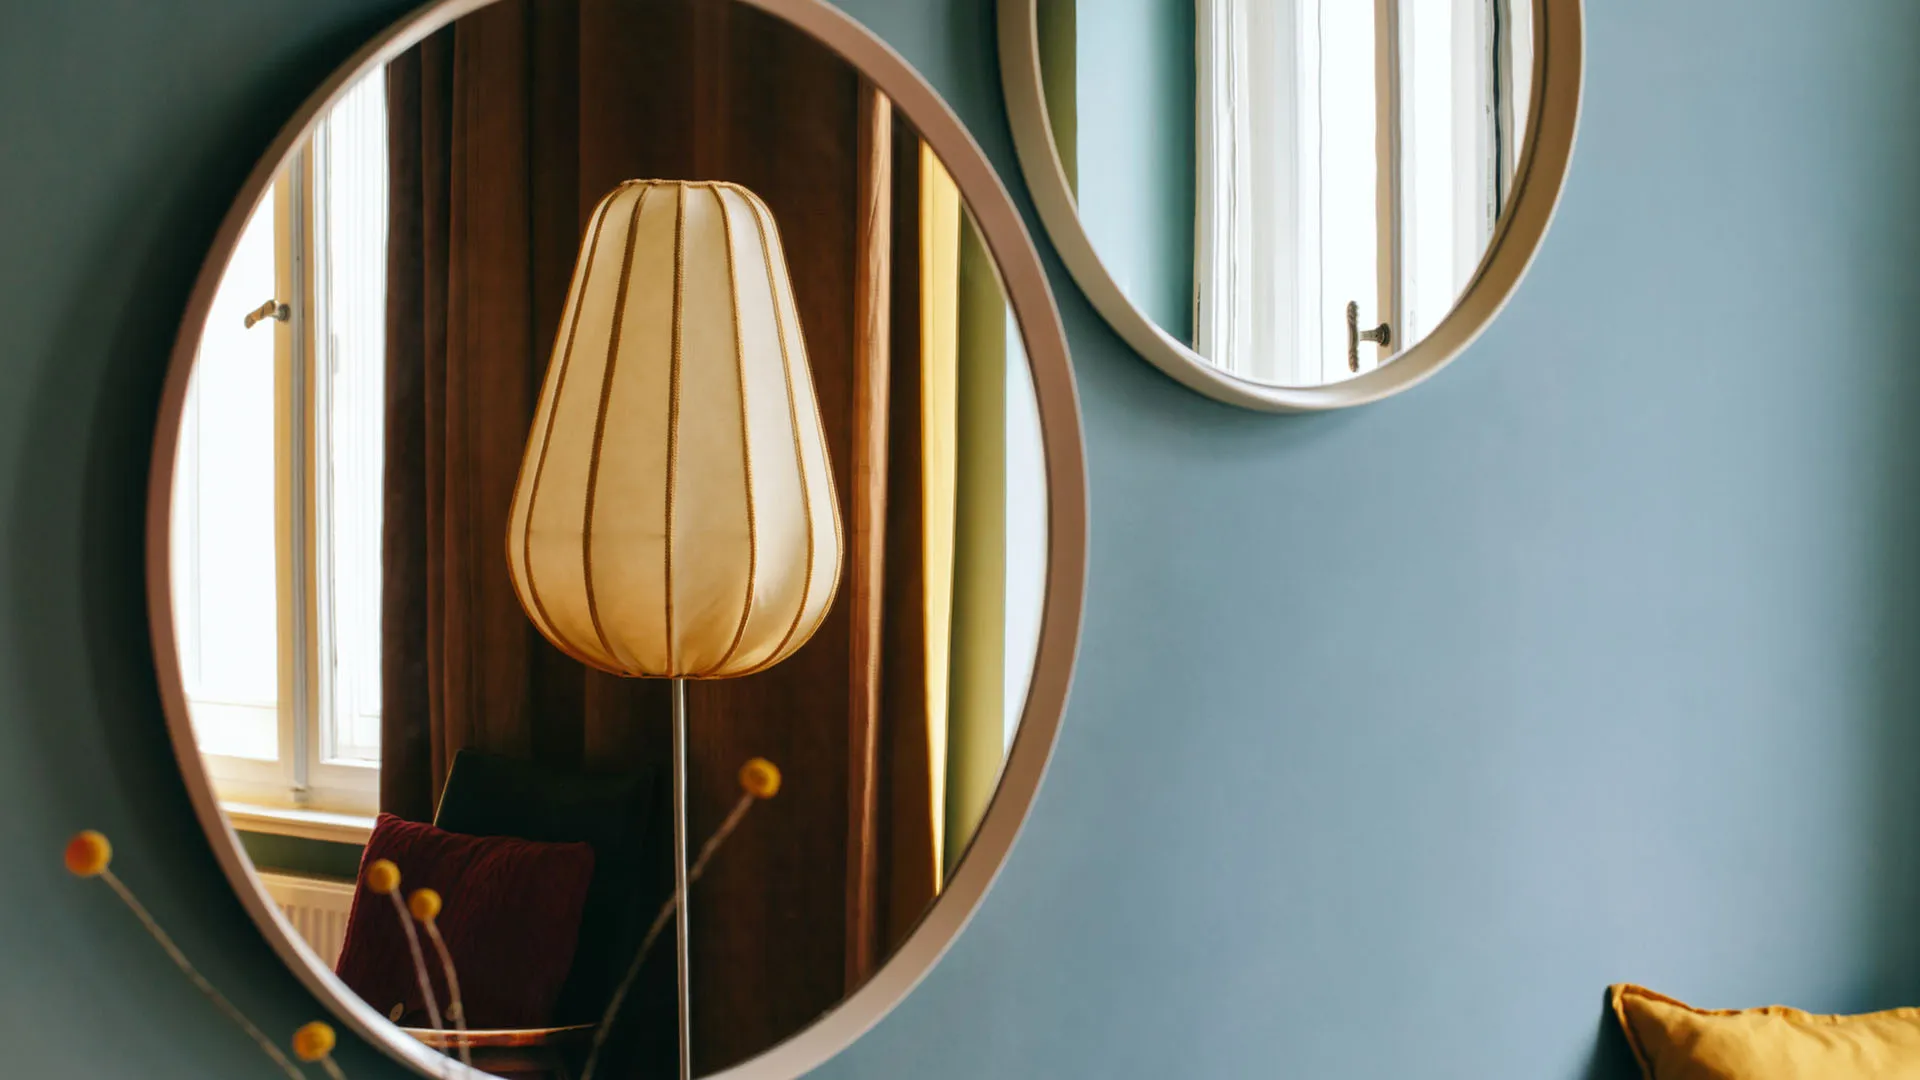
(1071, 0), (1196, 343)
(3, 2), (1919, 1078)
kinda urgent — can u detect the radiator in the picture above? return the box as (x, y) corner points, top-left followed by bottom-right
(258, 871), (356, 969)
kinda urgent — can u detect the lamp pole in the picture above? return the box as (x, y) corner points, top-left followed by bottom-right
(672, 676), (693, 1080)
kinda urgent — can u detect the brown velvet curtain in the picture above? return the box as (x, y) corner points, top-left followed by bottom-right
(875, 127), (939, 959)
(380, 0), (669, 824)
(378, 0), (932, 1072)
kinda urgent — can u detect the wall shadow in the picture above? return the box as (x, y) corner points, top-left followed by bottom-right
(1577, 991), (1636, 1080)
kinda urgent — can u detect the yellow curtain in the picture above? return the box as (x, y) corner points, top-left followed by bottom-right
(918, 147), (1015, 883)
(919, 143), (961, 884)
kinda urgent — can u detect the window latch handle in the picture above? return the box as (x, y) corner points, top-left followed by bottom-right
(1347, 301), (1391, 372)
(243, 299), (290, 329)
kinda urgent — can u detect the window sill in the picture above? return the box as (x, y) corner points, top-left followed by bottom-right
(222, 802), (375, 846)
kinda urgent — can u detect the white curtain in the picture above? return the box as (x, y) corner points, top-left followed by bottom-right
(1192, 0), (1252, 377)
(1193, 0), (1307, 384)
(314, 73), (389, 765)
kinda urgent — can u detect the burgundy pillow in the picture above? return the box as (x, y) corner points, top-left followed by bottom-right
(334, 813), (596, 1029)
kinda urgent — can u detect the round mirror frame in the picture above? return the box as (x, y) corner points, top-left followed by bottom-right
(142, 1), (1089, 1076)
(998, 0), (1585, 412)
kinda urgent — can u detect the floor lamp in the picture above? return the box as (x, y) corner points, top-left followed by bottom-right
(505, 179), (843, 1079)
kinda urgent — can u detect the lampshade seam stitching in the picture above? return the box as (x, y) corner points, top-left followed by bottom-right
(580, 182), (651, 674)
(734, 194), (819, 674)
(708, 186), (759, 676)
(663, 182), (687, 675)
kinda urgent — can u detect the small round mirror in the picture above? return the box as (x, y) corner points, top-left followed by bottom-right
(999, 0), (1583, 410)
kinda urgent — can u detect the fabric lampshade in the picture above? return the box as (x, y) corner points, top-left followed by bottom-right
(507, 180), (843, 678)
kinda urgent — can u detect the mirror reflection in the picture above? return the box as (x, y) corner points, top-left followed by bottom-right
(168, 2), (1048, 1076)
(1039, 0), (1535, 385)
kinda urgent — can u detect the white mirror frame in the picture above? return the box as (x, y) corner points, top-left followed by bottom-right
(998, 0), (1584, 412)
(144, 0), (1090, 1076)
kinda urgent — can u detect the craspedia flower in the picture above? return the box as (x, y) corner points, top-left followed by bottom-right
(365, 859), (401, 895)
(408, 888), (442, 923)
(291, 1021), (336, 1063)
(64, 831), (112, 877)
(739, 758), (781, 799)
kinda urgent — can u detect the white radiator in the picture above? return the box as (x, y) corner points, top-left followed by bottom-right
(258, 871), (357, 968)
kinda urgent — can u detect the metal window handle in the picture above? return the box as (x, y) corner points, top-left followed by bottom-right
(1346, 300), (1391, 372)
(243, 299), (290, 329)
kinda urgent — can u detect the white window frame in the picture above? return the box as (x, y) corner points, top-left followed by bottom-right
(300, 126), (384, 815)
(179, 123), (384, 818)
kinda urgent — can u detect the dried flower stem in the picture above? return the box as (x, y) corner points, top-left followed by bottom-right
(420, 918), (471, 1074)
(580, 793), (757, 1080)
(316, 1056), (349, 1080)
(386, 891), (445, 1049)
(97, 869), (307, 1080)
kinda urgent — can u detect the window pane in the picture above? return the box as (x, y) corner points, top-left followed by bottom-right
(315, 74), (387, 766)
(1003, 310), (1046, 752)
(172, 197), (280, 762)
(1402, 0), (1458, 344)
(1505, 0), (1533, 194)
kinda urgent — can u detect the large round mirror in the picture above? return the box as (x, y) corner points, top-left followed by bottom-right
(146, 2), (1086, 1077)
(999, 0), (1583, 411)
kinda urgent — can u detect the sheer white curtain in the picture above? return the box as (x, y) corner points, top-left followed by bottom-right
(1194, 0), (1309, 384)
(313, 74), (388, 766)
(1193, 0), (1251, 377)
(1194, 0), (1327, 385)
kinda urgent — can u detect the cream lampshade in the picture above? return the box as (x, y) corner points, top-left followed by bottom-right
(505, 179), (843, 1080)
(507, 178), (843, 678)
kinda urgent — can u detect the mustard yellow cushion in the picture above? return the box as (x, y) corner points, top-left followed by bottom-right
(1611, 983), (1920, 1079)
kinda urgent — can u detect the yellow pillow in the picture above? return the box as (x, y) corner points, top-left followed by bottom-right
(1612, 983), (1920, 1079)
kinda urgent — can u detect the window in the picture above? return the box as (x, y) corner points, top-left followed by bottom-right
(170, 78), (388, 815)
(1194, 0), (1532, 383)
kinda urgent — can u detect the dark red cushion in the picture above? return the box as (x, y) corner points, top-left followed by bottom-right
(334, 813), (596, 1029)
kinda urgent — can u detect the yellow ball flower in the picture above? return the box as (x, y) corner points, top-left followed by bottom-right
(64, 831), (112, 877)
(291, 1021), (336, 1062)
(739, 757), (782, 799)
(365, 859), (401, 895)
(408, 888), (442, 923)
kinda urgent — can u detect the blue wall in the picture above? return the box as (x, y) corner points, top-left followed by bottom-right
(1071, 0), (1196, 343)
(4, 2), (1920, 1078)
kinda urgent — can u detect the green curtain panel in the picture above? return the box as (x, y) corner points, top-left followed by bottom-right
(942, 218), (1010, 877)
(1037, 0), (1077, 194)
